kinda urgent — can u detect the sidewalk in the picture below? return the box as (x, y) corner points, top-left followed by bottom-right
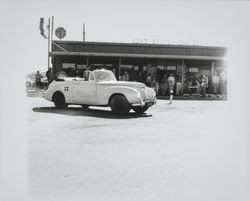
(26, 87), (44, 97)
(157, 94), (227, 101)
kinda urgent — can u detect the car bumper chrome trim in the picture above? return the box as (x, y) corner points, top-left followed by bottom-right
(132, 97), (156, 107)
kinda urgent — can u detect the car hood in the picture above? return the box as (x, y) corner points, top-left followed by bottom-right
(98, 81), (146, 88)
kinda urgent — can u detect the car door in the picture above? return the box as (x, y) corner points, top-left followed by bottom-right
(72, 80), (96, 105)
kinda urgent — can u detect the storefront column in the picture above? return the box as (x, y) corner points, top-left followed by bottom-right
(211, 60), (215, 81)
(181, 59), (185, 95)
(86, 57), (89, 67)
(210, 60), (215, 94)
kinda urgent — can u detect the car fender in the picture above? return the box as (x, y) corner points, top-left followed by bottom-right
(44, 81), (73, 103)
(96, 85), (139, 105)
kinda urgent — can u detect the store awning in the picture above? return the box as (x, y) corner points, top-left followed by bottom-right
(50, 51), (223, 61)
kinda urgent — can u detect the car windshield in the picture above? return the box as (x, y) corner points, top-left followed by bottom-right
(94, 71), (117, 82)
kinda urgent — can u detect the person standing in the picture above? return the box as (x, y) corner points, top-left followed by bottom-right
(35, 70), (42, 88)
(112, 68), (117, 79)
(141, 70), (147, 84)
(151, 73), (159, 96)
(219, 70), (227, 95)
(168, 74), (175, 104)
(161, 74), (168, 96)
(146, 73), (152, 87)
(84, 67), (91, 80)
(68, 67), (76, 77)
(176, 72), (182, 96)
(120, 71), (130, 81)
(124, 71), (130, 81)
(212, 71), (220, 96)
(46, 67), (54, 84)
(200, 74), (209, 97)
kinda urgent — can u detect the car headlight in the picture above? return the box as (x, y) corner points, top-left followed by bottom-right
(136, 90), (142, 99)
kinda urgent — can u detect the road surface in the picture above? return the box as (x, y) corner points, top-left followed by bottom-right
(27, 98), (249, 201)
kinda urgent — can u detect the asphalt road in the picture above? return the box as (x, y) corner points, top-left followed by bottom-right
(28, 98), (249, 201)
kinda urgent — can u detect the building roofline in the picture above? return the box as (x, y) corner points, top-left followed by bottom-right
(50, 51), (224, 61)
(53, 40), (227, 51)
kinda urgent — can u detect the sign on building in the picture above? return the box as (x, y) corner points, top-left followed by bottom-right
(76, 64), (87, 69)
(157, 66), (165, 70)
(62, 63), (75, 69)
(55, 27), (66, 40)
(167, 66), (176, 70)
(121, 65), (133, 69)
(189, 67), (198, 73)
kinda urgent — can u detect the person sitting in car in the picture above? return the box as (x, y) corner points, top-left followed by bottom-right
(56, 70), (68, 79)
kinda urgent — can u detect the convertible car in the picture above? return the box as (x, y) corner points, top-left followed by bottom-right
(43, 69), (156, 114)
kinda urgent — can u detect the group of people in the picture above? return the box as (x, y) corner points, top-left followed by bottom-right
(44, 67), (90, 86)
(34, 68), (65, 89)
(143, 71), (227, 98)
(144, 72), (182, 97)
(185, 71), (227, 97)
(186, 74), (209, 97)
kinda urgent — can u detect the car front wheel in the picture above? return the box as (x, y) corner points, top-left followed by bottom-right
(53, 92), (68, 109)
(110, 94), (131, 115)
(132, 106), (148, 114)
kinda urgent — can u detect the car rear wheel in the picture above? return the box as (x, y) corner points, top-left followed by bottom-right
(110, 94), (131, 115)
(81, 105), (89, 109)
(132, 106), (148, 114)
(53, 92), (68, 109)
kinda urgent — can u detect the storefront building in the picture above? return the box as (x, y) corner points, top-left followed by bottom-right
(50, 40), (227, 95)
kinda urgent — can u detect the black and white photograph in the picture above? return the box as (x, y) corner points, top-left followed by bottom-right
(0, 0), (250, 201)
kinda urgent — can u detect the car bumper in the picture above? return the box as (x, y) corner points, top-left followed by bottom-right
(132, 97), (156, 107)
(43, 90), (53, 101)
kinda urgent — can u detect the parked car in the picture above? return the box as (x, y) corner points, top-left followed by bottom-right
(43, 69), (156, 114)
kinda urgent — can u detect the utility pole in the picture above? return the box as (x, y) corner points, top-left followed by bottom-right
(51, 16), (54, 70)
(47, 18), (51, 70)
(51, 16), (54, 42)
(83, 23), (85, 42)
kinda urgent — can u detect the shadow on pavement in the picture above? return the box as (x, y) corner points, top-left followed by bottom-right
(32, 107), (152, 119)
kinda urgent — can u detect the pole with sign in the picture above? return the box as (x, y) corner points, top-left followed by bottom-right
(47, 18), (50, 70)
(39, 17), (51, 70)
